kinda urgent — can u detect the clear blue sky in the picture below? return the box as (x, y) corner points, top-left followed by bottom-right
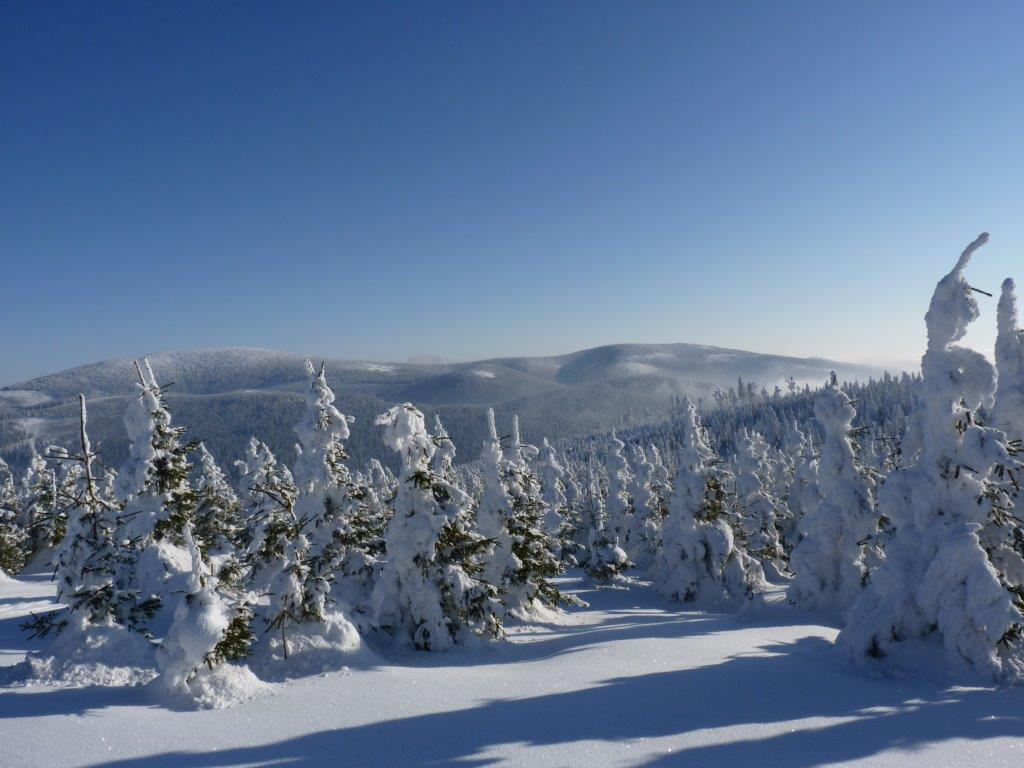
(3, 2), (1023, 385)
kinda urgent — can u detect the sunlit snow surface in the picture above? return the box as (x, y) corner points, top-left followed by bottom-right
(2, 571), (1023, 767)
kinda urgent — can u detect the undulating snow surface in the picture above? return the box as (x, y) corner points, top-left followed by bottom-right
(3, 571), (1023, 767)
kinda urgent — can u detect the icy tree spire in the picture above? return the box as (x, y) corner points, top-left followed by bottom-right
(840, 233), (1024, 682)
(788, 385), (877, 619)
(994, 278), (1024, 439)
(475, 408), (517, 596)
(371, 404), (500, 650)
(506, 415), (539, 468)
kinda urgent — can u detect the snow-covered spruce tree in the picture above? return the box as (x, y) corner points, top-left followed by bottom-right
(583, 459), (629, 584)
(41, 396), (153, 633)
(475, 408), (518, 603)
(734, 429), (787, 576)
(604, 432), (633, 547)
(839, 233), (1024, 681)
(655, 397), (766, 604)
(539, 437), (583, 565)
(648, 444), (672, 519)
(369, 458), (396, 506)
(770, 442), (799, 555)
(156, 524), (254, 699)
(19, 446), (63, 558)
(787, 385), (877, 619)
(192, 443), (242, 559)
(625, 445), (660, 571)
(538, 438), (568, 547)
(501, 416), (566, 612)
(994, 278), (1024, 440)
(788, 425), (821, 548)
(371, 404), (500, 651)
(235, 437), (313, 657)
(0, 461), (28, 575)
(117, 359), (198, 546)
(291, 360), (380, 620)
(112, 358), (205, 637)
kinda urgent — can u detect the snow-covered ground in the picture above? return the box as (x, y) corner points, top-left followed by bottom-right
(2, 571), (1023, 768)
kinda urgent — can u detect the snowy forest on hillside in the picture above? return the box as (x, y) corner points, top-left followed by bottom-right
(1, 234), (1024, 723)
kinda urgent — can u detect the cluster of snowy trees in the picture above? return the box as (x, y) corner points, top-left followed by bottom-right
(2, 233), (1023, 698)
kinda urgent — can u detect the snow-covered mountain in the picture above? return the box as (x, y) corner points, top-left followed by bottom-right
(0, 343), (893, 472)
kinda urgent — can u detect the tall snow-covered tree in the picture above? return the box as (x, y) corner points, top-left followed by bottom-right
(371, 404), (500, 651)
(788, 385), (877, 618)
(604, 432), (633, 546)
(583, 459), (629, 584)
(42, 396), (154, 633)
(655, 397), (765, 604)
(539, 438), (581, 564)
(734, 429), (787, 575)
(475, 408), (518, 602)
(994, 278), (1024, 440)
(839, 233), (1024, 682)
(0, 457), (28, 575)
(501, 416), (565, 612)
(113, 359), (201, 632)
(117, 359), (198, 545)
(291, 361), (379, 619)
(625, 445), (660, 570)
(235, 436), (310, 657)
(648, 444), (671, 519)
(192, 443), (242, 559)
(19, 446), (63, 557)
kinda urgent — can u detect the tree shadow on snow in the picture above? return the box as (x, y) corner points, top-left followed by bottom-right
(80, 634), (1024, 768)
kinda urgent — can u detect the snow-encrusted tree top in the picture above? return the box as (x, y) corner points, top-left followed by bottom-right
(293, 360), (352, 499)
(116, 359), (163, 502)
(430, 415), (457, 480)
(922, 232), (994, 415)
(506, 415), (539, 469)
(994, 277), (1024, 439)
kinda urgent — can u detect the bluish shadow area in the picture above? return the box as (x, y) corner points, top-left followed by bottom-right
(78, 635), (1024, 768)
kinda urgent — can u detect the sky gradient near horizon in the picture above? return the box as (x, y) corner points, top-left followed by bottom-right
(3, 2), (1024, 385)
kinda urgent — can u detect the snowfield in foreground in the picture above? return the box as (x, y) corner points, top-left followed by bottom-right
(2, 571), (1023, 768)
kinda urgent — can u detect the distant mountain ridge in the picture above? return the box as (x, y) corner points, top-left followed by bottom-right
(0, 343), (894, 474)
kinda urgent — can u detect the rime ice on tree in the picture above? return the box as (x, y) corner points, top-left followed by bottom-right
(655, 397), (765, 604)
(371, 404), (500, 651)
(788, 386), (877, 619)
(839, 234), (1024, 682)
(994, 278), (1024, 440)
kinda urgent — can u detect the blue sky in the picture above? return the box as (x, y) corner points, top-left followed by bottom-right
(2, 2), (1023, 385)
